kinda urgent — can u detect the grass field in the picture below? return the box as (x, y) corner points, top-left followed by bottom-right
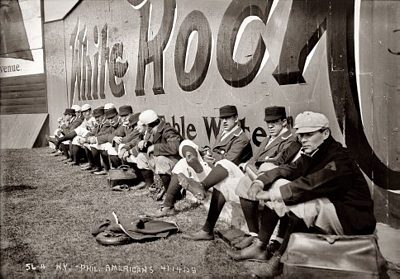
(0, 148), (264, 278)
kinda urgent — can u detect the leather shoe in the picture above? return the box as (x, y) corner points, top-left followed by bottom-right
(227, 238), (269, 262)
(266, 240), (281, 255)
(148, 207), (177, 218)
(182, 230), (213, 241)
(251, 252), (283, 277)
(111, 184), (130, 192)
(94, 169), (108, 175)
(233, 235), (256, 250)
(81, 165), (93, 171)
(177, 173), (206, 200)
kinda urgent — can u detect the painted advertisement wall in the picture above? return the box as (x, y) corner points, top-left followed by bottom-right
(0, 0), (44, 78)
(44, 0), (400, 216)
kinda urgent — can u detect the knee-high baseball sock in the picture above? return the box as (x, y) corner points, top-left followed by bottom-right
(201, 164), (228, 190)
(91, 148), (102, 170)
(277, 213), (308, 255)
(163, 174), (181, 208)
(140, 169), (154, 186)
(276, 214), (290, 241)
(59, 143), (70, 159)
(84, 147), (94, 167)
(72, 145), (81, 164)
(240, 197), (260, 234)
(159, 174), (171, 191)
(69, 142), (73, 160)
(100, 150), (110, 171)
(109, 155), (122, 168)
(258, 206), (280, 244)
(202, 189), (226, 233)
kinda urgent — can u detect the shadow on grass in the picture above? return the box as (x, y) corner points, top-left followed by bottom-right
(1, 228), (40, 277)
(1, 184), (37, 192)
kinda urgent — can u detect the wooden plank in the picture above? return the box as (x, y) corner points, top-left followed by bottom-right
(1, 103), (47, 114)
(0, 84), (46, 94)
(0, 74), (45, 86)
(0, 97), (47, 106)
(0, 90), (46, 100)
(0, 73), (47, 117)
(0, 114), (48, 149)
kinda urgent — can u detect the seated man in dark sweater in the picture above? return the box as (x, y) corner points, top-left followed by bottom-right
(227, 111), (376, 277)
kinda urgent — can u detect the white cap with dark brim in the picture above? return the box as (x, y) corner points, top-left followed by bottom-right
(294, 111), (329, 133)
(138, 110), (158, 125)
(81, 104), (91, 112)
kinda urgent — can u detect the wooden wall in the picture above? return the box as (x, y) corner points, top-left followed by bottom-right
(43, 20), (69, 133)
(0, 114), (49, 149)
(0, 74), (47, 115)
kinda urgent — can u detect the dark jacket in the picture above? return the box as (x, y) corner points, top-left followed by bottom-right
(212, 125), (252, 165)
(61, 116), (83, 135)
(151, 121), (183, 161)
(111, 124), (134, 143)
(95, 116), (120, 143)
(96, 119), (132, 145)
(124, 130), (144, 152)
(86, 118), (110, 138)
(249, 129), (301, 167)
(257, 136), (376, 235)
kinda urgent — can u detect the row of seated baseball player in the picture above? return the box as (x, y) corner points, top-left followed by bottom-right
(48, 103), (376, 277)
